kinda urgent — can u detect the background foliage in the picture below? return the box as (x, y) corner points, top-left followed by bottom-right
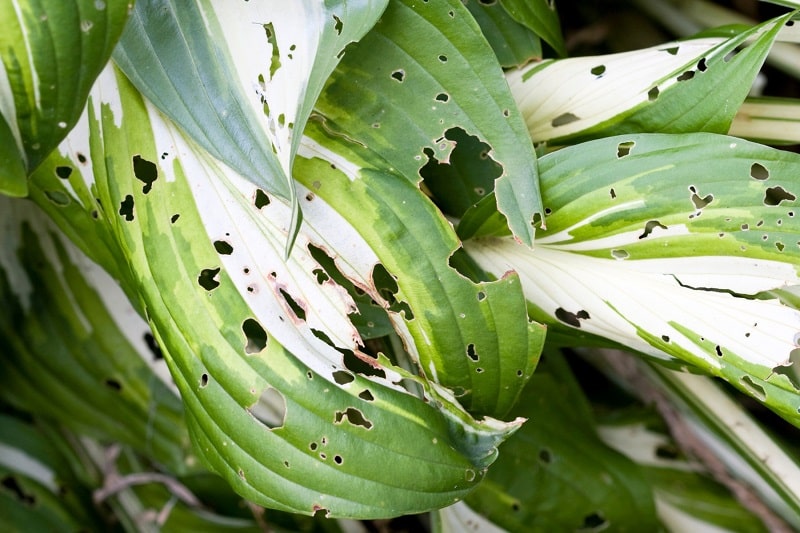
(1, 0), (799, 531)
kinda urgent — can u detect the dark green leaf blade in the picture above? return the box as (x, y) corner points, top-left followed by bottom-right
(316, 0), (542, 247)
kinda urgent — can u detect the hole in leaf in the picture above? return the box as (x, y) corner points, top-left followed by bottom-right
(582, 512), (607, 529)
(144, 332), (163, 360)
(698, 57), (708, 71)
(171, 214), (180, 223)
(420, 127), (501, 218)
(332, 14), (343, 34)
(359, 389), (375, 402)
(655, 443), (680, 459)
(611, 249), (629, 260)
(132, 155), (158, 194)
(466, 343), (479, 362)
(616, 141), (634, 158)
(647, 86), (659, 101)
(677, 70), (694, 81)
(198, 268), (221, 291)
(342, 349), (386, 379)
(764, 186), (796, 206)
(371, 263), (413, 320)
(119, 195), (134, 221)
(609, 188), (616, 199)
(214, 240), (234, 255)
(690, 187), (713, 209)
(333, 370), (355, 385)
(661, 335), (670, 343)
(242, 318), (268, 354)
(263, 22), (281, 78)
(391, 69), (405, 82)
(335, 407), (373, 429)
(750, 162), (769, 180)
(249, 387), (286, 429)
(1, 476), (35, 505)
(255, 189), (271, 208)
(55, 166), (72, 179)
(279, 288), (307, 321)
(435, 92), (449, 102)
(638, 220), (668, 239)
(740, 375), (766, 401)
(551, 112), (580, 127)
(105, 378), (122, 391)
(539, 448), (552, 463)
(200, 373), (209, 388)
(555, 308), (590, 328)
(663, 46), (679, 55)
(590, 65), (606, 76)
(45, 190), (70, 206)
(334, 455), (343, 465)
(438, 54), (448, 62)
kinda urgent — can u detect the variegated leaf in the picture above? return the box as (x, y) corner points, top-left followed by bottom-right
(27, 63), (525, 518)
(465, 133), (800, 425)
(507, 13), (792, 144)
(298, 120), (546, 419)
(0, 0), (133, 196)
(114, 0), (388, 254)
(0, 195), (189, 472)
(315, 0), (543, 247)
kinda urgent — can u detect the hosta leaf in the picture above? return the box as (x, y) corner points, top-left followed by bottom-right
(463, 0), (542, 68)
(596, 405), (774, 531)
(0, 415), (104, 530)
(299, 121), (546, 419)
(508, 13), (792, 144)
(0, 0), (133, 196)
(453, 351), (658, 532)
(315, 0), (542, 247)
(731, 97), (800, 145)
(114, 0), (387, 254)
(28, 63), (524, 518)
(498, 0), (565, 57)
(590, 353), (800, 530)
(465, 133), (800, 425)
(0, 196), (190, 472)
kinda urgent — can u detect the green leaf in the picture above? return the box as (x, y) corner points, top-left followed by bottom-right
(0, 415), (104, 531)
(315, 0), (542, 247)
(463, 0), (542, 68)
(0, 114), (27, 196)
(0, 0), (133, 195)
(113, 0), (387, 255)
(509, 13), (792, 144)
(28, 63), (523, 518)
(454, 351), (658, 532)
(465, 133), (800, 425)
(298, 121), (546, 419)
(0, 196), (191, 472)
(731, 96), (800, 145)
(498, 0), (566, 57)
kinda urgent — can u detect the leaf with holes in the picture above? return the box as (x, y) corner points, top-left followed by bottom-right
(451, 351), (658, 532)
(299, 120), (546, 419)
(315, 0), (542, 247)
(466, 133), (800, 425)
(114, 0), (388, 254)
(508, 12), (792, 144)
(0, 0), (133, 196)
(27, 63), (527, 518)
(0, 196), (190, 472)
